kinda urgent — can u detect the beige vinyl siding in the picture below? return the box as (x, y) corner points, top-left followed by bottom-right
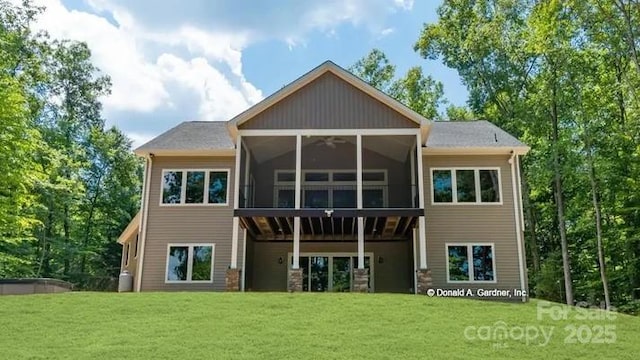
(239, 73), (417, 130)
(423, 155), (525, 295)
(140, 156), (241, 291)
(248, 240), (412, 293)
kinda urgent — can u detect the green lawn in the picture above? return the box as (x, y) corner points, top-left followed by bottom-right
(1, 292), (638, 359)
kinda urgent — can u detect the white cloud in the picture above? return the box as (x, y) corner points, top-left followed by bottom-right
(393, 0), (414, 10)
(156, 54), (257, 121)
(22, 0), (263, 134)
(82, 0), (413, 48)
(127, 132), (155, 148)
(14, 0), (411, 145)
(29, 0), (169, 113)
(380, 27), (395, 37)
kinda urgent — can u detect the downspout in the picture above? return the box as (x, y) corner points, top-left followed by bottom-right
(135, 154), (153, 292)
(509, 151), (527, 302)
(516, 155), (525, 232)
(412, 228), (418, 294)
(241, 229), (248, 291)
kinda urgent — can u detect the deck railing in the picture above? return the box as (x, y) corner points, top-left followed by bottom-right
(239, 185), (418, 209)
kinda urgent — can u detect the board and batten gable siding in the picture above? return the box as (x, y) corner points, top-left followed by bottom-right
(239, 72), (418, 130)
(422, 155), (525, 293)
(140, 156), (241, 291)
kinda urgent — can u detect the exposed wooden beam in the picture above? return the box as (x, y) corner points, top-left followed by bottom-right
(400, 217), (412, 236)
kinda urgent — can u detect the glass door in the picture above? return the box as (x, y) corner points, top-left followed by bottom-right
(299, 256), (310, 292)
(332, 257), (351, 292)
(292, 254), (373, 292)
(310, 256), (329, 292)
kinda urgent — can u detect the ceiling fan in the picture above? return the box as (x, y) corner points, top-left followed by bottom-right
(316, 136), (347, 148)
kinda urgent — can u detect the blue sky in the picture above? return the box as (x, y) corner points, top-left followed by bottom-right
(24, 0), (468, 147)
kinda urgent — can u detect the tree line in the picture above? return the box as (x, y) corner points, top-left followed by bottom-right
(2, 0), (639, 312)
(350, 0), (640, 314)
(0, 1), (141, 289)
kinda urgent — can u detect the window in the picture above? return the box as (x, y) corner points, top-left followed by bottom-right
(431, 168), (501, 204)
(456, 170), (476, 202)
(161, 169), (229, 205)
(432, 170), (453, 202)
(479, 170), (500, 202)
(162, 171), (182, 204)
(166, 244), (214, 283)
(123, 243), (130, 267)
(446, 244), (495, 282)
(274, 169), (388, 208)
(208, 171), (228, 204)
(186, 171), (205, 203)
(134, 235), (139, 258)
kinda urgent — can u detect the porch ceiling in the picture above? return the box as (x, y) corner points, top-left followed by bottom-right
(243, 135), (416, 164)
(235, 209), (421, 241)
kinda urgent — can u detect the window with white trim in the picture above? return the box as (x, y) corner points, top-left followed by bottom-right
(446, 244), (495, 282)
(274, 169), (388, 208)
(161, 169), (229, 205)
(166, 244), (215, 283)
(431, 168), (501, 204)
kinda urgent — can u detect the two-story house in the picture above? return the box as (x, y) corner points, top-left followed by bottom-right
(117, 61), (529, 299)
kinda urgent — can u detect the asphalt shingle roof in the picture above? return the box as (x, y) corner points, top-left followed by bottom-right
(135, 120), (526, 153)
(135, 121), (234, 152)
(426, 120), (526, 148)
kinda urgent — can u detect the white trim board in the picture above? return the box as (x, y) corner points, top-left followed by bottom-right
(423, 146), (530, 155)
(238, 128), (420, 137)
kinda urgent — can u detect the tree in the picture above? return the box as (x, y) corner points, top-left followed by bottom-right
(445, 105), (475, 121)
(389, 66), (444, 119)
(0, 0), (46, 277)
(0, 0), (142, 288)
(349, 49), (396, 93)
(415, 0), (640, 311)
(351, 50), (445, 119)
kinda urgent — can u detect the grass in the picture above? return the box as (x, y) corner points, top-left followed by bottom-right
(0, 292), (638, 359)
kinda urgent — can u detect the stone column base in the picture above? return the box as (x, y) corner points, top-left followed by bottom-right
(416, 269), (433, 295)
(225, 268), (241, 291)
(288, 268), (303, 292)
(353, 268), (369, 293)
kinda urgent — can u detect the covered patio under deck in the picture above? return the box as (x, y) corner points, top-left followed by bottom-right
(227, 129), (430, 292)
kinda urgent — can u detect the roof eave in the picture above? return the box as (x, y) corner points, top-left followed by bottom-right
(133, 149), (236, 157)
(117, 212), (141, 245)
(422, 146), (530, 155)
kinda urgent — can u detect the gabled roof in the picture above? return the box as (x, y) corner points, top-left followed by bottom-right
(226, 60), (431, 139)
(425, 121), (529, 154)
(133, 61), (529, 156)
(135, 121), (234, 156)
